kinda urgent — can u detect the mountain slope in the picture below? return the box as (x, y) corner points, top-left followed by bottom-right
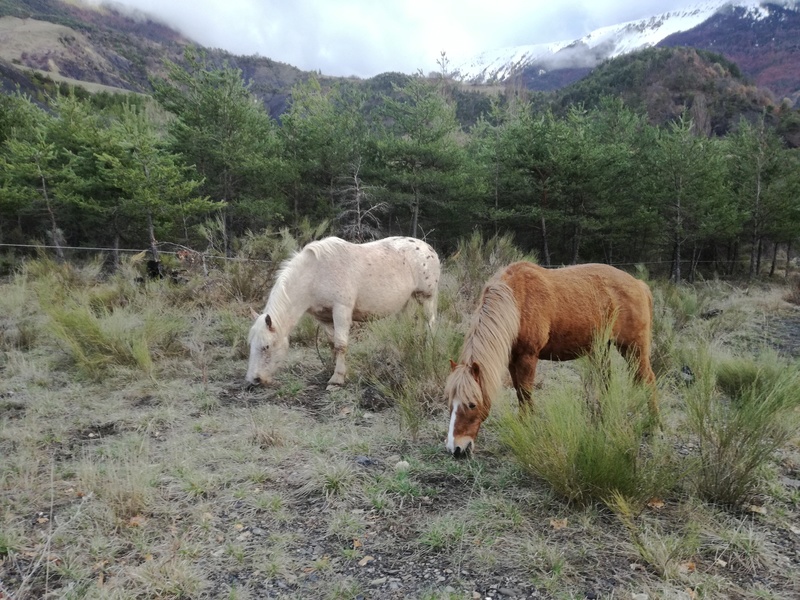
(659, 2), (800, 105)
(0, 0), (305, 115)
(554, 46), (776, 136)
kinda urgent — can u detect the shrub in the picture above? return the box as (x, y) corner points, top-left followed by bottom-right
(683, 349), (800, 505)
(350, 310), (462, 440)
(497, 337), (674, 508)
(445, 231), (532, 313)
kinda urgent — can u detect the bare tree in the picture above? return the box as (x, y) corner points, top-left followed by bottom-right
(334, 159), (387, 242)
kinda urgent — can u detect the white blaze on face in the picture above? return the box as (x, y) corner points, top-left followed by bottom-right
(446, 400), (459, 453)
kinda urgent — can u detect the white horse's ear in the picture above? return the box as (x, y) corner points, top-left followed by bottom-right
(265, 314), (275, 332)
(250, 307), (260, 320)
(449, 359), (457, 371)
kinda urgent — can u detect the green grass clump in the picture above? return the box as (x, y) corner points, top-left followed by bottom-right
(684, 349), (800, 506)
(498, 340), (674, 508)
(351, 310), (462, 439)
(46, 303), (185, 378)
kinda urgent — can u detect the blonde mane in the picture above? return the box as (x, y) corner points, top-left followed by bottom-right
(450, 279), (520, 409)
(249, 248), (307, 343)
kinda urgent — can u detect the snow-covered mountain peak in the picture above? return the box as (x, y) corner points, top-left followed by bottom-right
(453, 0), (778, 84)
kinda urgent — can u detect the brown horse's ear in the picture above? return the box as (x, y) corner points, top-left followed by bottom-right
(250, 307), (260, 320)
(265, 314), (275, 332)
(470, 362), (481, 380)
(449, 359), (457, 371)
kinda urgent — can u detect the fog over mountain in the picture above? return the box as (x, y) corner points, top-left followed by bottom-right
(85, 0), (699, 77)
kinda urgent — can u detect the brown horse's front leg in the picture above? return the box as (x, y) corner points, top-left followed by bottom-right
(510, 354), (538, 411)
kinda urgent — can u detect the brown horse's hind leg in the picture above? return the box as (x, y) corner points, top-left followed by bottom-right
(510, 354), (538, 409)
(619, 343), (659, 420)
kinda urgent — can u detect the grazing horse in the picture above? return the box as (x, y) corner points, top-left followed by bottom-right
(445, 261), (657, 457)
(246, 236), (440, 390)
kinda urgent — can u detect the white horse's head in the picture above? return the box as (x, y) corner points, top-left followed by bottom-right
(246, 309), (289, 386)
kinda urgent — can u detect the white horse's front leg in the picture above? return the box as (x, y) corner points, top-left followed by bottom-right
(327, 305), (352, 389)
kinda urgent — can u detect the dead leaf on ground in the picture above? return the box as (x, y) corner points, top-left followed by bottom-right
(748, 505), (767, 515)
(646, 497), (665, 510)
(358, 555), (375, 566)
(550, 518), (568, 530)
(352, 538), (362, 549)
(789, 525), (800, 535)
(128, 515), (146, 527)
(679, 561), (696, 574)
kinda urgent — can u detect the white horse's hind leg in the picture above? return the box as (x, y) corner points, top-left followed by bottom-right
(327, 305), (352, 389)
(421, 292), (437, 330)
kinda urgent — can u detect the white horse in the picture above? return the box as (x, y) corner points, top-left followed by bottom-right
(246, 236), (440, 389)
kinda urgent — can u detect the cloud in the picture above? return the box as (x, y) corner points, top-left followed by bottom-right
(85, 0), (698, 77)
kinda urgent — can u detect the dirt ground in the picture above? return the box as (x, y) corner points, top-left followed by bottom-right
(1, 281), (800, 600)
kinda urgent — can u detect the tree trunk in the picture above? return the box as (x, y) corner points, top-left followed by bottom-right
(786, 241), (793, 280)
(571, 223), (581, 265)
(223, 210), (231, 258)
(147, 211), (160, 263)
(672, 239), (682, 283)
(113, 234), (120, 271)
(36, 161), (64, 262)
(730, 240), (740, 276)
(770, 242), (779, 277)
(540, 213), (550, 267)
(756, 237), (764, 276)
(410, 187), (420, 238)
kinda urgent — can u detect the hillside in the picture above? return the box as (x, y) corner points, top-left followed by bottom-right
(553, 46), (780, 136)
(659, 1), (800, 106)
(0, 0), (306, 116)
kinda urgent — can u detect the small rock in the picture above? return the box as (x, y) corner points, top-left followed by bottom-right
(389, 582), (401, 591)
(445, 586), (455, 593)
(499, 588), (517, 596)
(632, 594), (649, 600)
(369, 577), (387, 586)
(395, 460), (411, 472)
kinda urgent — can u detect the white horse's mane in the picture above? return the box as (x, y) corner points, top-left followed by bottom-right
(254, 238), (350, 340)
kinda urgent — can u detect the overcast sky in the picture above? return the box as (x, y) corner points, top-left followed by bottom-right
(89, 0), (700, 77)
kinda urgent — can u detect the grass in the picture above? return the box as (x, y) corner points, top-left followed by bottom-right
(496, 336), (675, 509)
(683, 347), (800, 506)
(1, 246), (799, 599)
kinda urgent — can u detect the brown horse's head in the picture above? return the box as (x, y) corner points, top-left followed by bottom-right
(444, 360), (490, 457)
(245, 310), (289, 386)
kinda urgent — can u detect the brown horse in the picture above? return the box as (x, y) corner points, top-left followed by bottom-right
(444, 261), (657, 457)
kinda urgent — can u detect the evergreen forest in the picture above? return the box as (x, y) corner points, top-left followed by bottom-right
(2, 49), (799, 281)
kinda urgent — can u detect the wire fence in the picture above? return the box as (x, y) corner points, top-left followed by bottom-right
(0, 240), (785, 275)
